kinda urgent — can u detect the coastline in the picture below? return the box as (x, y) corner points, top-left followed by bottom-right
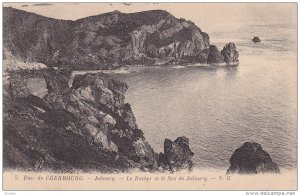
(2, 3), (297, 192)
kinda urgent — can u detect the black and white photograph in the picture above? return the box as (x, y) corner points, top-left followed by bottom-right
(1, 2), (298, 191)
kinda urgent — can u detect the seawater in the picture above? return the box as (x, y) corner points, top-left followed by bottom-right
(111, 24), (297, 170)
(27, 24), (297, 171)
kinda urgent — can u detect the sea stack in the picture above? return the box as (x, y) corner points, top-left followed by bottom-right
(227, 142), (280, 174)
(221, 42), (239, 65)
(158, 136), (194, 172)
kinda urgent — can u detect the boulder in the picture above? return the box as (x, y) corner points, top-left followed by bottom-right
(227, 142), (280, 174)
(72, 73), (127, 109)
(103, 114), (116, 127)
(131, 138), (157, 169)
(93, 131), (118, 153)
(158, 136), (194, 171)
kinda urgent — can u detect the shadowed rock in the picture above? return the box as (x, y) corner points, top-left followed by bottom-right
(5, 71), (149, 171)
(4, 69), (194, 172)
(227, 142), (280, 174)
(207, 45), (224, 64)
(4, 7), (238, 68)
(158, 136), (194, 171)
(221, 42), (239, 64)
(9, 75), (31, 98)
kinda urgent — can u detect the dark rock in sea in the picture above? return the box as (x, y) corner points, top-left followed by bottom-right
(252, 36), (261, 43)
(221, 42), (239, 64)
(207, 45), (225, 64)
(227, 142), (280, 174)
(158, 136), (194, 171)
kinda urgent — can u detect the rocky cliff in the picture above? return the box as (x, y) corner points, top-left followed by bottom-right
(3, 7), (238, 69)
(3, 68), (193, 172)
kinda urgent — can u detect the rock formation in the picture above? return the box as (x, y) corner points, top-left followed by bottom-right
(3, 6), (243, 173)
(207, 45), (225, 64)
(158, 137), (194, 172)
(227, 142), (280, 174)
(221, 42), (239, 64)
(3, 7), (238, 69)
(3, 68), (194, 172)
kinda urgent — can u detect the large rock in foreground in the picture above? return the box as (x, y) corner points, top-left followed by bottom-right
(158, 136), (194, 172)
(4, 69), (194, 172)
(4, 70), (155, 171)
(227, 142), (280, 174)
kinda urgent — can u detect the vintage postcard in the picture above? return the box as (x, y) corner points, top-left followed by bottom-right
(2, 2), (298, 191)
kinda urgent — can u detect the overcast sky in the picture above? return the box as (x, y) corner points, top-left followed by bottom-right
(4, 3), (297, 34)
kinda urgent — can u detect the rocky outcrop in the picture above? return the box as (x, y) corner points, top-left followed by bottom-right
(221, 42), (239, 64)
(9, 75), (31, 98)
(3, 7), (238, 69)
(158, 137), (194, 172)
(227, 142), (280, 174)
(207, 45), (224, 64)
(3, 69), (193, 172)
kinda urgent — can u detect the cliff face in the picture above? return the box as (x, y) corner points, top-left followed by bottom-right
(3, 7), (237, 69)
(4, 70), (152, 171)
(4, 69), (193, 172)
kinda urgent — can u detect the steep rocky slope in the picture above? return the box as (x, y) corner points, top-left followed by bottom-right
(3, 7), (238, 69)
(3, 68), (193, 172)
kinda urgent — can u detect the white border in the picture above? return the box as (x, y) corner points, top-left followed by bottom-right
(0, 1), (298, 196)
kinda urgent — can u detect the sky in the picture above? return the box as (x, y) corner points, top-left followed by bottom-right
(3, 3), (297, 34)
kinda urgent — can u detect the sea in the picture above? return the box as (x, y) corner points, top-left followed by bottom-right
(110, 23), (297, 171)
(27, 23), (297, 171)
